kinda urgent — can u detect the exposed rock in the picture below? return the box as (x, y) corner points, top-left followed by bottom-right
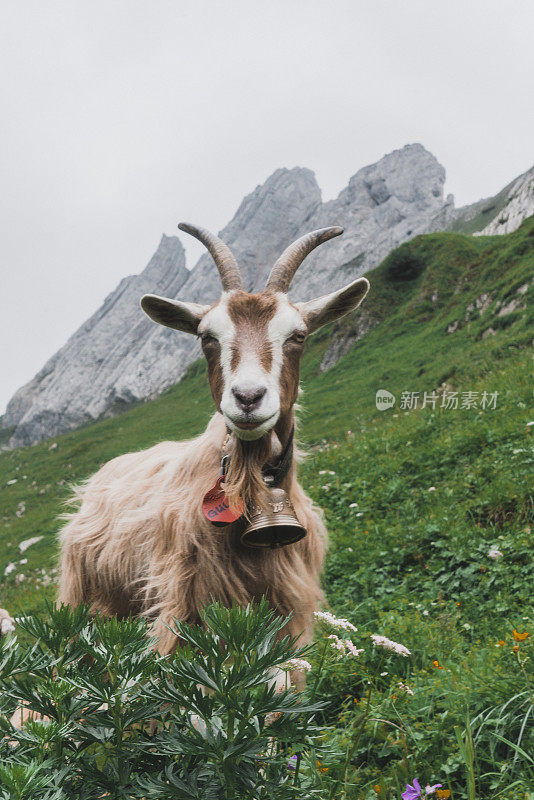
(498, 297), (525, 316)
(5, 235), (189, 447)
(19, 536), (43, 554)
(320, 314), (378, 372)
(476, 166), (534, 235)
(290, 144), (447, 301)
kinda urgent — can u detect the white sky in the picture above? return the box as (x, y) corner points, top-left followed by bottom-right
(1, 0), (533, 415)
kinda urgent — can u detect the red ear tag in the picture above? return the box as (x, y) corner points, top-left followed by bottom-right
(202, 476), (244, 527)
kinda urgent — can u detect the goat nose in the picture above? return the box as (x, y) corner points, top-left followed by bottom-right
(232, 386), (267, 412)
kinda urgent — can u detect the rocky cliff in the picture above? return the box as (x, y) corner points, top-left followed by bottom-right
(3, 144), (531, 448)
(475, 166), (534, 235)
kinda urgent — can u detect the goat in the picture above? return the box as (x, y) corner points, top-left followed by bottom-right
(57, 224), (369, 655)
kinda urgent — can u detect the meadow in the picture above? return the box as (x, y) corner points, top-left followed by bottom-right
(0, 220), (532, 798)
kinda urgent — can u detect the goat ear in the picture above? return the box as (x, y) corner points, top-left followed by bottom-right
(140, 294), (208, 335)
(296, 277), (370, 333)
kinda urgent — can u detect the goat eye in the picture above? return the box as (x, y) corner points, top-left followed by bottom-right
(201, 332), (217, 345)
(290, 331), (306, 344)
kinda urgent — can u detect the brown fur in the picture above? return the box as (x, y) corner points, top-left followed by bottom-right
(58, 413), (327, 653)
(226, 291), (276, 373)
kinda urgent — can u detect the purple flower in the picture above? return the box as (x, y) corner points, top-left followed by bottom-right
(402, 779), (422, 800)
(287, 755), (298, 770)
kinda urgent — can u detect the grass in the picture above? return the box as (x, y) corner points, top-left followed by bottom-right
(0, 218), (533, 798)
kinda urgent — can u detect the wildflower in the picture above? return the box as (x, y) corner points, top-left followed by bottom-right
(398, 681), (414, 696)
(428, 487), (436, 492)
(281, 658), (312, 672)
(432, 660), (443, 669)
(328, 634), (346, 658)
(425, 785), (443, 795)
(512, 629), (529, 642)
(345, 639), (363, 657)
(314, 610), (357, 632)
(513, 645), (520, 653)
(497, 640), (505, 647)
(371, 634), (411, 657)
(287, 755), (298, 770)
(488, 548), (503, 559)
(402, 778), (422, 799)
(436, 791), (450, 799)
(327, 635), (362, 659)
(318, 470), (327, 475)
(374, 785), (381, 794)
(349, 502), (358, 508)
(316, 759), (328, 773)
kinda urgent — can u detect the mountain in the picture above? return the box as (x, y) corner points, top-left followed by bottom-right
(3, 145), (532, 448)
(3, 236), (188, 446)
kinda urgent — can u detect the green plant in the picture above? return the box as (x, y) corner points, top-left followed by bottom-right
(0, 601), (326, 800)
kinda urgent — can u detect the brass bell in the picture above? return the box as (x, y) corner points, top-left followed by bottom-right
(241, 486), (307, 549)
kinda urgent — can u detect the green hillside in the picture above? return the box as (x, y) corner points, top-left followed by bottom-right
(0, 219), (532, 797)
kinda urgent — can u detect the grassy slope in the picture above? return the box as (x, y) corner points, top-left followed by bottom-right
(0, 219), (532, 796)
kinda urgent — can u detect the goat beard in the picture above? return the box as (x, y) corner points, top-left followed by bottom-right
(223, 433), (273, 515)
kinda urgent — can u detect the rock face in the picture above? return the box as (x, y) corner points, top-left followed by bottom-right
(4, 144), (531, 448)
(3, 236), (189, 446)
(475, 166), (534, 235)
(289, 144), (446, 300)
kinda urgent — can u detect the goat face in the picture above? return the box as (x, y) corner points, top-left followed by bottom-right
(141, 224), (369, 440)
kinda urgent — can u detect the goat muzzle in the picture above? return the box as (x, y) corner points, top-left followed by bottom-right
(241, 486), (306, 549)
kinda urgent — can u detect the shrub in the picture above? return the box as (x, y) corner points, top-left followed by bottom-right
(0, 601), (323, 800)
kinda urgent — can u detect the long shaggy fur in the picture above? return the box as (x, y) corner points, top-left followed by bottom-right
(58, 413), (326, 653)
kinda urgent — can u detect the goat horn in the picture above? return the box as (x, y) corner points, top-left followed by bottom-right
(265, 226), (344, 293)
(178, 222), (243, 291)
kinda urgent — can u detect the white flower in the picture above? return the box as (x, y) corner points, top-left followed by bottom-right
(314, 611), (357, 632)
(398, 682), (414, 696)
(345, 639), (363, 657)
(0, 615), (16, 635)
(371, 634), (411, 657)
(349, 502), (358, 508)
(318, 470), (327, 475)
(422, 610), (429, 616)
(281, 658), (312, 672)
(327, 635), (362, 659)
(428, 486), (436, 492)
(488, 548), (503, 559)
(328, 634), (346, 658)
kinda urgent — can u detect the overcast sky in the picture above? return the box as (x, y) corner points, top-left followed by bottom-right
(1, 0), (533, 415)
